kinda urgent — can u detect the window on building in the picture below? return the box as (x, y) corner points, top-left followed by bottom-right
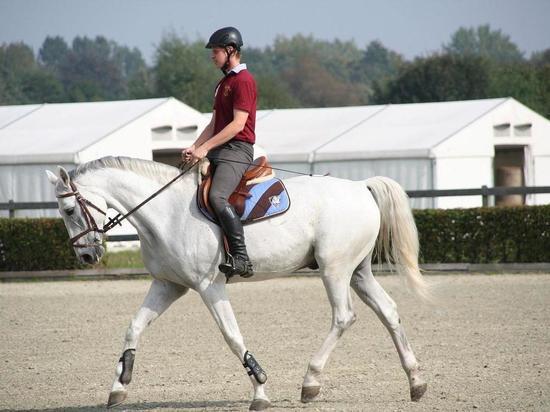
(493, 123), (511, 137)
(514, 123), (532, 137)
(177, 125), (198, 141)
(151, 126), (173, 141)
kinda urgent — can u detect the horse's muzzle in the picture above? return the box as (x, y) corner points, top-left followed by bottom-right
(78, 244), (105, 265)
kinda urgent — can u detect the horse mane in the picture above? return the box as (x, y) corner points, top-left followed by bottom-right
(70, 156), (184, 184)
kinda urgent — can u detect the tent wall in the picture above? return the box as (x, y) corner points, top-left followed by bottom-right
(0, 98), (207, 220)
(0, 163), (75, 217)
(270, 162), (312, 180)
(490, 99), (550, 206)
(434, 157), (493, 208)
(312, 158), (434, 209)
(534, 156), (550, 204)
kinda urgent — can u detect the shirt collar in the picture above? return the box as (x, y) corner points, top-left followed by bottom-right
(228, 63), (247, 74)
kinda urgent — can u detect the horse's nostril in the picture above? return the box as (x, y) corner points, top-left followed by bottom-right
(82, 253), (94, 264)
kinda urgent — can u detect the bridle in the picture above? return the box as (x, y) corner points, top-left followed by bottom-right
(56, 181), (121, 248)
(55, 161), (197, 249)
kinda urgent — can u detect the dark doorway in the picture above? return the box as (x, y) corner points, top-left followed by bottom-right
(494, 146), (525, 206)
(153, 150), (182, 168)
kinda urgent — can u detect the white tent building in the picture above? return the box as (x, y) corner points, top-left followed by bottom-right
(1, 96), (549, 217)
(253, 98), (550, 208)
(0, 97), (208, 218)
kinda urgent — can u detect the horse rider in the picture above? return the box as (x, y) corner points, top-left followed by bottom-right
(183, 26), (257, 278)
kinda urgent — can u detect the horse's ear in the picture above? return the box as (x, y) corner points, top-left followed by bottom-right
(58, 166), (71, 186)
(45, 170), (59, 185)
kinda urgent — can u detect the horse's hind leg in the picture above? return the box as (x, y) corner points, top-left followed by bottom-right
(107, 279), (189, 408)
(199, 278), (271, 411)
(350, 257), (427, 401)
(301, 268), (357, 403)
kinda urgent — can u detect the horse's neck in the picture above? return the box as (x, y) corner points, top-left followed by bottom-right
(76, 167), (196, 233)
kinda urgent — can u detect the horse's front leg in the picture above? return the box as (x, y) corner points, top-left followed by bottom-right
(107, 279), (189, 408)
(199, 279), (271, 411)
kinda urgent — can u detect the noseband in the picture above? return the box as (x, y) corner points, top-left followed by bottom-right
(56, 182), (121, 248)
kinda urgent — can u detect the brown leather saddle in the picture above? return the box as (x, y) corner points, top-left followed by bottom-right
(198, 156), (275, 220)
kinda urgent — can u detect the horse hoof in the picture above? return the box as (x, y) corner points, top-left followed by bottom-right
(107, 390), (127, 408)
(410, 382), (427, 401)
(249, 398), (271, 411)
(301, 385), (321, 403)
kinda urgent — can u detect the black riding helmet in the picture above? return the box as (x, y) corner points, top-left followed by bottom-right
(206, 27), (244, 74)
(205, 26), (243, 50)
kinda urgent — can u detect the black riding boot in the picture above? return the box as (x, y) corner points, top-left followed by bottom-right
(217, 205), (254, 278)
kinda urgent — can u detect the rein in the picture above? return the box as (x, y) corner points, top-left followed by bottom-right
(56, 162), (197, 248)
(58, 157), (323, 249)
(207, 156), (327, 177)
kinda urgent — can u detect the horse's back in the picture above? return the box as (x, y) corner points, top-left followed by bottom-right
(245, 175), (379, 275)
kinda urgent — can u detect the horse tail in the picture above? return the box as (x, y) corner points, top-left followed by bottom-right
(365, 176), (429, 300)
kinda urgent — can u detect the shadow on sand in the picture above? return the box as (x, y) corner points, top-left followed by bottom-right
(1, 399), (252, 412)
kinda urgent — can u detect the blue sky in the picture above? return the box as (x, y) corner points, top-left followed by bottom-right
(0, 0), (548, 62)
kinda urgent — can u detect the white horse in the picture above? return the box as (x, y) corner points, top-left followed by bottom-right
(46, 156), (428, 411)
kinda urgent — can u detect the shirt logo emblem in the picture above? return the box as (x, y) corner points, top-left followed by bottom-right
(223, 85), (231, 97)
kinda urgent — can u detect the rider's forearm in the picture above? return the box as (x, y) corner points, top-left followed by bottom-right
(201, 120), (244, 152)
(192, 122), (214, 148)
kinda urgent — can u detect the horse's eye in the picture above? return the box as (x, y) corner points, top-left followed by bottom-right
(65, 208), (75, 216)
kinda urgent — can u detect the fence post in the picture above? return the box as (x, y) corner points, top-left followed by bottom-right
(481, 185), (489, 207)
(8, 199), (15, 218)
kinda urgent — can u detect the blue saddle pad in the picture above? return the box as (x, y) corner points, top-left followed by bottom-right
(198, 177), (290, 224)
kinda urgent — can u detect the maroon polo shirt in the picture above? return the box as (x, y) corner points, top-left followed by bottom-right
(213, 64), (257, 144)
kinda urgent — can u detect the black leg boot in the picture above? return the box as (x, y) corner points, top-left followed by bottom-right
(217, 205), (254, 278)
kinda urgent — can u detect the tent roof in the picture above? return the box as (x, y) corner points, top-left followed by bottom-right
(315, 98), (507, 160)
(254, 98), (508, 162)
(255, 105), (385, 162)
(0, 104), (42, 128)
(0, 98), (203, 164)
(1, 97), (520, 165)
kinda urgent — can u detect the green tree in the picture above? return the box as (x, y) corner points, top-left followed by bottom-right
(245, 46), (299, 108)
(488, 63), (550, 118)
(112, 43), (153, 99)
(112, 44), (148, 80)
(270, 35), (365, 106)
(60, 36), (126, 101)
(153, 35), (219, 112)
(19, 70), (65, 102)
(255, 74), (298, 109)
(443, 24), (523, 63)
(530, 48), (550, 68)
(127, 67), (156, 99)
(281, 53), (362, 107)
(244, 46), (279, 78)
(271, 34), (361, 81)
(0, 43), (35, 103)
(373, 54), (491, 103)
(0, 42), (64, 104)
(352, 40), (404, 85)
(350, 40), (405, 103)
(38, 36), (69, 71)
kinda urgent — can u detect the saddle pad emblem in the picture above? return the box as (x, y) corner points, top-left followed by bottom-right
(269, 195), (281, 208)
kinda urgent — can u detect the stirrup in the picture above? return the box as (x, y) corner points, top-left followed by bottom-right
(219, 254), (254, 279)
